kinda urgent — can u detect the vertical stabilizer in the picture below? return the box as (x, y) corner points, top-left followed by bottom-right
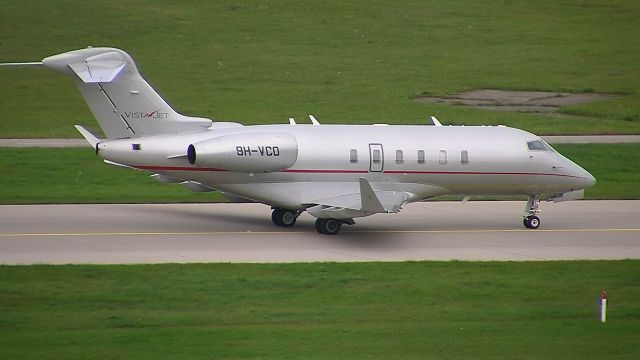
(41, 47), (212, 139)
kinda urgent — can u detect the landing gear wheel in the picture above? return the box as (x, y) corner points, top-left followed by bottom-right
(280, 210), (297, 227)
(522, 195), (541, 229)
(271, 209), (283, 226)
(320, 219), (342, 235)
(324, 219), (341, 235)
(524, 215), (540, 229)
(271, 208), (297, 227)
(315, 218), (325, 234)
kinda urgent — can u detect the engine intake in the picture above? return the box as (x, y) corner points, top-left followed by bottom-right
(187, 144), (197, 165)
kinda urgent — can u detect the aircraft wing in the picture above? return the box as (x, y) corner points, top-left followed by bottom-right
(304, 178), (411, 219)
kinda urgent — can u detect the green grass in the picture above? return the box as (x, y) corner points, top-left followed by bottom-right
(553, 144), (640, 199)
(1, 0), (639, 137)
(0, 144), (638, 204)
(0, 148), (223, 204)
(1, 261), (638, 359)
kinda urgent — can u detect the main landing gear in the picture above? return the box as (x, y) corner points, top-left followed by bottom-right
(523, 195), (541, 229)
(315, 218), (355, 235)
(271, 208), (299, 227)
(271, 208), (353, 235)
(315, 218), (341, 235)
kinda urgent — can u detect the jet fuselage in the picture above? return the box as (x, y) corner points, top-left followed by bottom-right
(99, 123), (595, 209)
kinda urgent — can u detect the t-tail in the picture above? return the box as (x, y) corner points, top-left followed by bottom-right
(2, 47), (212, 139)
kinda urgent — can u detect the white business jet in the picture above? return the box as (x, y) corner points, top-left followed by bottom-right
(2, 48), (595, 234)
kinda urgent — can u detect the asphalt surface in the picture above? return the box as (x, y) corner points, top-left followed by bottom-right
(0, 135), (639, 148)
(1, 201), (638, 264)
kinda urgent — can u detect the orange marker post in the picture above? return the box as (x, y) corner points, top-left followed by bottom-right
(600, 291), (608, 323)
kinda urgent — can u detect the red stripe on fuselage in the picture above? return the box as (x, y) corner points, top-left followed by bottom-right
(384, 170), (583, 178)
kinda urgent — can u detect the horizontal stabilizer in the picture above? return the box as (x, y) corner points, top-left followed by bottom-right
(9, 47), (214, 139)
(68, 52), (126, 83)
(74, 125), (101, 149)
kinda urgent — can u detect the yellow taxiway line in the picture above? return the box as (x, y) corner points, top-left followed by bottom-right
(1, 228), (639, 237)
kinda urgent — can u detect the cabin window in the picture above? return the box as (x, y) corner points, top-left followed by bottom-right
(132, 144), (141, 151)
(417, 150), (425, 164)
(396, 150), (404, 164)
(350, 149), (358, 163)
(372, 149), (381, 164)
(461, 150), (469, 165)
(439, 150), (448, 165)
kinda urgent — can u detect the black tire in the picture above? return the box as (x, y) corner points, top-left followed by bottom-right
(315, 218), (325, 234)
(272, 208), (297, 227)
(280, 210), (297, 227)
(271, 209), (284, 226)
(524, 215), (540, 229)
(322, 219), (342, 235)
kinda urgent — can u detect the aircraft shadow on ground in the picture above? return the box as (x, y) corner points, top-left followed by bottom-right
(125, 205), (272, 227)
(127, 205), (400, 245)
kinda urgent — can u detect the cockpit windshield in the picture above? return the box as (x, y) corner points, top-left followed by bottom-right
(527, 140), (556, 152)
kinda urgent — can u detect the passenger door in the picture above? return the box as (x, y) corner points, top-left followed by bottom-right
(369, 143), (384, 172)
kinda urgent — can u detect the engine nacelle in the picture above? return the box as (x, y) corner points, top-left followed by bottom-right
(187, 132), (298, 172)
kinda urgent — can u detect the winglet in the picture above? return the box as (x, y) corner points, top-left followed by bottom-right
(359, 178), (386, 213)
(75, 125), (101, 148)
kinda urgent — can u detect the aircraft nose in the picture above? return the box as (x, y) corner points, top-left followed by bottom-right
(571, 164), (596, 189)
(586, 171), (596, 188)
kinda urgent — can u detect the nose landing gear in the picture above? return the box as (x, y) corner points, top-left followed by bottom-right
(523, 195), (541, 229)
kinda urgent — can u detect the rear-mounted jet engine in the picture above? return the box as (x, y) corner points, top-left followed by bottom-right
(187, 132), (298, 173)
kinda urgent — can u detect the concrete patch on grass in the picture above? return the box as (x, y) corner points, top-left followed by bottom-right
(414, 89), (620, 113)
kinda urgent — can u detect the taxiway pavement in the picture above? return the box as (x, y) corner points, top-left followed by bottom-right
(1, 201), (638, 264)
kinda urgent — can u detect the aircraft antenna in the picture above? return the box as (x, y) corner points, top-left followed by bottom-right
(308, 114), (320, 125)
(429, 115), (443, 126)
